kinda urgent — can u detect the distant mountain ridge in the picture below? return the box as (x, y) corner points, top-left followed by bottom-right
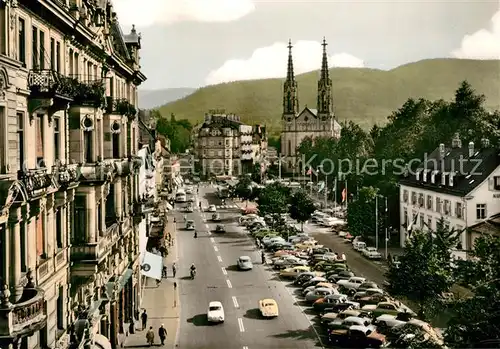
(156, 59), (500, 135)
(138, 87), (196, 109)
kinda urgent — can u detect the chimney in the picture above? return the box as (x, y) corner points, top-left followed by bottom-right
(451, 133), (462, 148)
(481, 138), (490, 148)
(468, 141), (474, 157)
(439, 143), (445, 158)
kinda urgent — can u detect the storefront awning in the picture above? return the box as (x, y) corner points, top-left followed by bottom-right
(166, 202), (173, 210)
(106, 269), (134, 296)
(93, 333), (112, 349)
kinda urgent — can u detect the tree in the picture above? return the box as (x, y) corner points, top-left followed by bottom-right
(257, 182), (290, 217)
(445, 234), (500, 348)
(385, 222), (460, 320)
(155, 113), (193, 154)
(234, 176), (253, 205)
(288, 190), (315, 231)
(346, 186), (379, 239)
(251, 163), (262, 183)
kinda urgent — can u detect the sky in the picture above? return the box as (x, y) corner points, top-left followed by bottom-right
(112, 0), (500, 90)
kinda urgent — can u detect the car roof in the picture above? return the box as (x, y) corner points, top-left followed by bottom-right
(187, 220), (194, 223)
(209, 301), (222, 307)
(261, 298), (276, 304)
(349, 325), (370, 333)
(316, 287), (333, 292)
(239, 256), (251, 260)
(377, 314), (396, 320)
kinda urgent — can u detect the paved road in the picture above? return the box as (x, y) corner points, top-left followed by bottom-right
(174, 186), (323, 349)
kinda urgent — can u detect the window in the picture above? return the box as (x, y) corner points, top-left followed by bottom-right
(127, 125), (131, 156)
(73, 196), (86, 244)
(427, 195), (433, 210)
(18, 18), (26, 65)
(20, 223), (27, 272)
(217, 150), (222, 157)
(32, 26), (38, 69)
(50, 38), (55, 70)
(411, 192), (417, 205)
(494, 176), (500, 190)
(403, 190), (408, 203)
(74, 52), (79, 77)
(476, 204), (486, 220)
(0, 5), (5, 54)
(56, 41), (61, 72)
(403, 207), (408, 226)
(54, 117), (60, 162)
(209, 150), (214, 157)
(456, 202), (463, 218)
(36, 211), (46, 259)
(436, 197), (442, 213)
(106, 185), (116, 225)
(39, 30), (45, 69)
(17, 112), (24, 171)
(419, 213), (424, 228)
(427, 216), (432, 230)
(68, 49), (73, 76)
(288, 140), (291, 156)
(35, 116), (44, 167)
(225, 139), (229, 146)
(112, 133), (120, 158)
(0, 107), (4, 171)
(84, 131), (92, 163)
(56, 209), (63, 249)
(444, 200), (451, 215)
(418, 194), (424, 207)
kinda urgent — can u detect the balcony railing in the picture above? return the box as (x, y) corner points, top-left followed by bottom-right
(27, 69), (74, 100)
(0, 272), (47, 340)
(17, 168), (52, 199)
(71, 232), (113, 262)
(53, 163), (80, 188)
(71, 78), (106, 108)
(105, 97), (137, 119)
(78, 160), (115, 183)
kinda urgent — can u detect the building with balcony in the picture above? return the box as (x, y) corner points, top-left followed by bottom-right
(399, 134), (500, 260)
(196, 111), (267, 177)
(0, 0), (146, 348)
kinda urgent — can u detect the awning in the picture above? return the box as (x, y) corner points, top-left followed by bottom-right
(106, 269), (134, 296)
(174, 177), (182, 186)
(93, 334), (112, 349)
(165, 202), (173, 210)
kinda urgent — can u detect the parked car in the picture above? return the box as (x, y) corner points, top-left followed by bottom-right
(305, 288), (338, 303)
(362, 301), (416, 317)
(207, 205), (217, 212)
(363, 247), (383, 259)
(327, 316), (374, 331)
(337, 277), (367, 290)
(303, 282), (337, 296)
(327, 270), (354, 283)
(237, 256), (253, 270)
(207, 301), (225, 323)
(327, 325), (387, 348)
(280, 266), (310, 278)
(320, 309), (372, 326)
(212, 213), (221, 221)
(372, 314), (406, 334)
(258, 299), (279, 318)
(312, 294), (349, 312)
(185, 204), (194, 212)
(353, 288), (384, 300)
(358, 282), (381, 291)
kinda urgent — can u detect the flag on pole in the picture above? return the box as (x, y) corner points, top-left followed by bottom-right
(341, 188), (347, 202)
(407, 213), (419, 236)
(306, 168), (312, 175)
(318, 181), (325, 192)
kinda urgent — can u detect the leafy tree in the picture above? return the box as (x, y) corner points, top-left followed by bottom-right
(445, 234), (500, 348)
(251, 163), (263, 183)
(155, 112), (193, 153)
(257, 182), (290, 217)
(234, 176), (253, 205)
(288, 189), (316, 231)
(346, 186), (379, 239)
(385, 222), (460, 320)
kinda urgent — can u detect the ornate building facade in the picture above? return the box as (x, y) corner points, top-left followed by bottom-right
(0, 1), (146, 348)
(280, 38), (342, 174)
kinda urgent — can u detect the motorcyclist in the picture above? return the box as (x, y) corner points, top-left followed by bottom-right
(190, 263), (196, 272)
(183, 214), (187, 222)
(190, 264), (196, 278)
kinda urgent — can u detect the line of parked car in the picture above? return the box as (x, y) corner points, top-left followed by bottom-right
(240, 218), (445, 348)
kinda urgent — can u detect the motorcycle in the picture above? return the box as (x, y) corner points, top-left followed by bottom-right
(190, 269), (196, 279)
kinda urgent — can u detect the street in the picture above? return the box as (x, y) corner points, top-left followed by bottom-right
(173, 186), (322, 349)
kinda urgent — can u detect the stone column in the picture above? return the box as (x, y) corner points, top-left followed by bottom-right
(8, 208), (21, 302)
(87, 192), (96, 243)
(109, 282), (119, 349)
(0, 223), (10, 290)
(115, 179), (123, 218)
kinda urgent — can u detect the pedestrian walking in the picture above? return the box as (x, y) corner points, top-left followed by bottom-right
(141, 310), (148, 330)
(146, 326), (155, 346)
(172, 263), (177, 278)
(162, 265), (168, 278)
(158, 324), (167, 345)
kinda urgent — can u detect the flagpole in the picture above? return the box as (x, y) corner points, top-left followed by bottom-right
(334, 177), (337, 208)
(345, 179), (348, 210)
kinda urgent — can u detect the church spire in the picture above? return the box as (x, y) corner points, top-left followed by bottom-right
(317, 37), (333, 116)
(283, 39), (299, 117)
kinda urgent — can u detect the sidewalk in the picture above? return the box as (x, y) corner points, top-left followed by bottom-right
(123, 218), (180, 348)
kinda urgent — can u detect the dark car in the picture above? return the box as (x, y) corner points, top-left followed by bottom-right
(327, 270), (355, 283)
(294, 273), (316, 286)
(215, 224), (225, 233)
(328, 326), (387, 348)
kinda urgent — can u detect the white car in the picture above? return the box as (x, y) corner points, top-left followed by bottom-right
(207, 205), (217, 212)
(207, 301), (225, 323)
(363, 247), (382, 259)
(337, 276), (367, 290)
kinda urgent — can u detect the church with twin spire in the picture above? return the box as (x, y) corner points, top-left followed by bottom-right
(280, 38), (342, 173)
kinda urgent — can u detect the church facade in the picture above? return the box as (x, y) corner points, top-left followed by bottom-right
(280, 38), (341, 174)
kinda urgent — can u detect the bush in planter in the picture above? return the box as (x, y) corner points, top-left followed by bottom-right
(72, 80), (105, 108)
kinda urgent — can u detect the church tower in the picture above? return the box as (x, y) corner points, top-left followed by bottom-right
(317, 38), (333, 120)
(282, 39), (299, 118)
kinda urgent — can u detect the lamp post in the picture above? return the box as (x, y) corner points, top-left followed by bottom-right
(317, 165), (323, 205)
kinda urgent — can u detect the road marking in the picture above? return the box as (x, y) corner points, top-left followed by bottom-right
(232, 296), (239, 308)
(242, 347), (249, 349)
(214, 246), (218, 252)
(210, 237), (215, 243)
(217, 255), (223, 262)
(238, 318), (245, 332)
(227, 279), (232, 288)
(205, 224), (209, 230)
(207, 231), (211, 235)
(221, 267), (227, 275)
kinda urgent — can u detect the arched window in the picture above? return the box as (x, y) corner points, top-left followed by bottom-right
(288, 140), (291, 156)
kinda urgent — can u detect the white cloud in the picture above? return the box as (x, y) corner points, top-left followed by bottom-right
(205, 40), (364, 85)
(451, 10), (500, 59)
(112, 0), (255, 27)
